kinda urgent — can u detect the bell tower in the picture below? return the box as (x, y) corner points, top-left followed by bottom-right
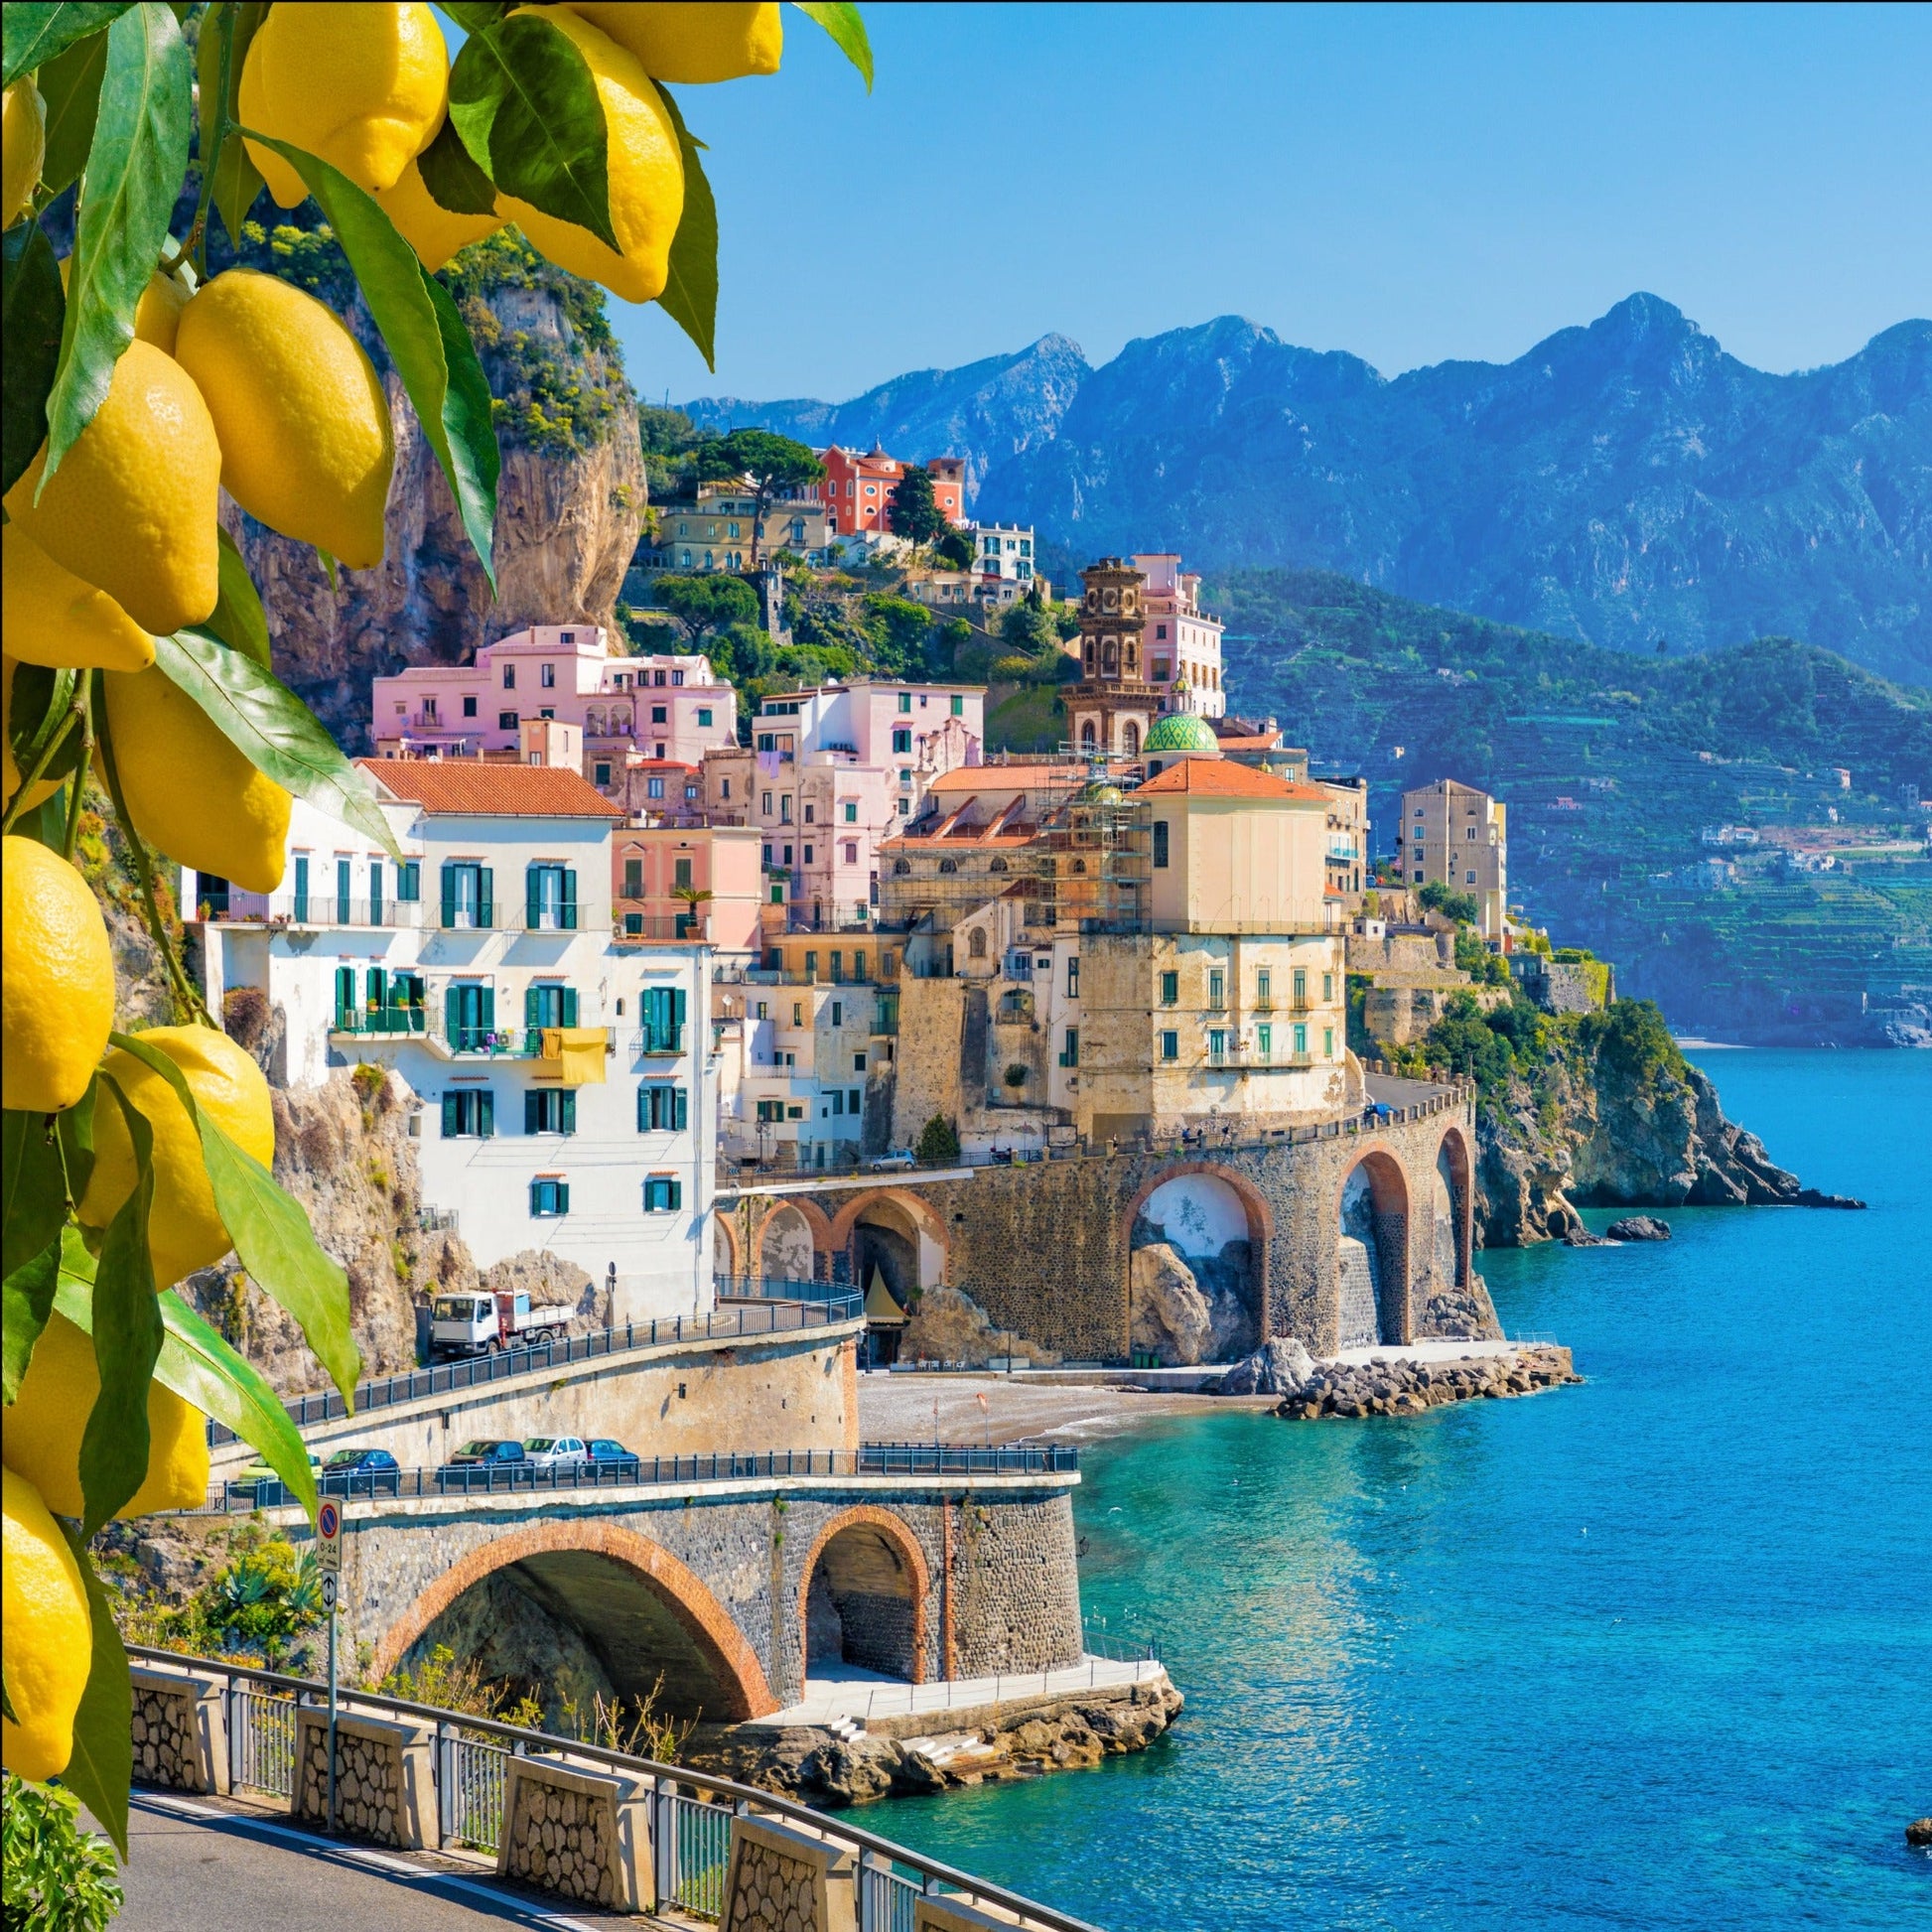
(1064, 559), (1157, 757)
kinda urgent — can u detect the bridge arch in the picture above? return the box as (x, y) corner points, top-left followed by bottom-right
(797, 1505), (930, 1686)
(1336, 1148), (1411, 1348)
(1123, 1164), (1274, 1355)
(372, 1519), (777, 1723)
(1436, 1124), (1474, 1291)
(827, 1189), (949, 1305)
(754, 1197), (834, 1285)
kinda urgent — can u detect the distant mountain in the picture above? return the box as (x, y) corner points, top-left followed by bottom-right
(683, 296), (1932, 685)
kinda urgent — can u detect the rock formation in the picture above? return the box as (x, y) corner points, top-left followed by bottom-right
(1275, 1345), (1581, 1420)
(1606, 1215), (1672, 1241)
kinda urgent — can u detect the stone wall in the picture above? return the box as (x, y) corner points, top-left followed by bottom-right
(498, 1755), (646, 1911)
(721, 1815), (856, 1932)
(130, 1667), (226, 1795)
(292, 1708), (436, 1848)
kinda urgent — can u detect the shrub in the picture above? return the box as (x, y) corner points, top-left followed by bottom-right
(915, 1115), (961, 1166)
(1003, 1063), (1030, 1088)
(1, 1776), (123, 1932)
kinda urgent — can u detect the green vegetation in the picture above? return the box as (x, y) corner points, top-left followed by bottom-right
(1, 1776), (123, 1932)
(915, 1115), (962, 1166)
(114, 1526), (323, 1670)
(888, 465), (948, 546)
(652, 573), (760, 649)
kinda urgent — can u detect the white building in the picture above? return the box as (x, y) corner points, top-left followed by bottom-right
(190, 760), (717, 1321)
(1133, 553), (1225, 720)
(967, 522), (1035, 586)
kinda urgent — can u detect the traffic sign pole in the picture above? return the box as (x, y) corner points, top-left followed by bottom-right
(316, 1501), (344, 1836)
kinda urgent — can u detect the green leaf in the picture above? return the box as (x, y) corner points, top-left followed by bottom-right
(1, 1233), (62, 1406)
(438, 1), (508, 31)
(38, 1), (191, 493)
(35, 25), (107, 199)
(236, 132), (500, 588)
(2, 1107), (69, 1284)
(207, 526), (272, 668)
(2, 2), (131, 87)
(108, 1031), (362, 1407)
(57, 1072), (98, 1204)
(1, 219), (66, 497)
(196, 0), (266, 249)
(655, 89), (717, 372)
(78, 1072), (160, 1534)
(417, 113), (495, 216)
(5, 663), (85, 788)
(152, 629), (400, 859)
(447, 12), (616, 250)
(791, 2), (874, 91)
(55, 1526), (133, 1860)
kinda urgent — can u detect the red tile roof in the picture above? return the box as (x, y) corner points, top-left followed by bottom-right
(1136, 762), (1328, 801)
(357, 759), (622, 818)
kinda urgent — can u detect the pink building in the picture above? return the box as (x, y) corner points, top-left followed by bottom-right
(614, 821), (763, 957)
(1133, 554), (1225, 718)
(370, 625), (739, 779)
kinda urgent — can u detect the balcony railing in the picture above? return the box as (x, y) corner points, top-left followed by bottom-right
(204, 897), (428, 930)
(629, 1028), (686, 1057)
(330, 1007), (426, 1037)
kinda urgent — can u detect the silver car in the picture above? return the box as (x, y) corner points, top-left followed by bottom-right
(522, 1435), (590, 1471)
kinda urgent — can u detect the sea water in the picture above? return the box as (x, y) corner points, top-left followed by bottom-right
(886, 1051), (1932, 1930)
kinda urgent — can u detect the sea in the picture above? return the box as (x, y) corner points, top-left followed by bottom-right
(885, 1050), (1932, 1930)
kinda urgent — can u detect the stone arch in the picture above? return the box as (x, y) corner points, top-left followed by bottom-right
(1079, 720), (1097, 751)
(754, 1197), (833, 1285)
(796, 1506), (929, 1686)
(828, 1189), (948, 1303)
(1122, 721), (1141, 755)
(1337, 1150), (1410, 1348)
(1122, 1165), (1273, 1360)
(968, 927), (988, 959)
(712, 1213), (741, 1291)
(1436, 1125), (1474, 1290)
(372, 1519), (776, 1722)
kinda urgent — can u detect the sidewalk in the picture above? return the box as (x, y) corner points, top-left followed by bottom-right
(756, 1655), (1169, 1729)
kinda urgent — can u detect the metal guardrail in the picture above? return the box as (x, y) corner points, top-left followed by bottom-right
(207, 1298), (865, 1448)
(206, 1440), (1080, 1513)
(141, 1647), (1105, 1932)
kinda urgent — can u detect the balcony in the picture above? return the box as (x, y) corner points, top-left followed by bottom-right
(629, 1028), (686, 1057)
(428, 1023), (539, 1059)
(208, 897), (429, 930)
(330, 1007), (426, 1038)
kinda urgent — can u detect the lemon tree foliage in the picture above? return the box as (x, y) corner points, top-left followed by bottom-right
(0, 0), (874, 1858)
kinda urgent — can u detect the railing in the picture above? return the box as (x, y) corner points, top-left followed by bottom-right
(1080, 1615), (1160, 1664)
(330, 1007), (426, 1037)
(142, 1647), (1103, 1932)
(200, 897), (429, 930)
(427, 1021), (538, 1057)
(204, 1438), (1078, 1511)
(205, 1298), (866, 1447)
(628, 1027), (687, 1055)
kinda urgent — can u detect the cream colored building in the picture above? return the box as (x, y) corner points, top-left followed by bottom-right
(1395, 777), (1509, 944)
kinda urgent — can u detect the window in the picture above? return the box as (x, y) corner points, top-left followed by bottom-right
(780, 797), (792, 823)
(843, 841), (858, 865)
(503, 663), (515, 688)
(697, 708), (713, 728)
(540, 662), (556, 688)
(369, 860), (384, 923)
(529, 1177), (569, 1216)
(497, 709), (519, 732)
(1059, 1028), (1079, 1068)
(1293, 1023), (1309, 1055)
(651, 705), (667, 725)
(1153, 820), (1170, 869)
(440, 861), (492, 930)
(1467, 825), (1479, 841)
(761, 791), (772, 814)
(1256, 969), (1273, 1009)
(1160, 970), (1179, 1006)
(1208, 970), (1225, 1010)
(594, 761), (612, 786)
(440, 1089), (493, 1137)
(1322, 972), (1334, 1003)
(396, 860), (420, 902)
(647, 776), (665, 800)
(803, 802), (816, 825)
(951, 694), (963, 716)
(1293, 967), (1308, 1006)
(524, 982), (576, 1032)
(898, 694), (912, 716)
(673, 857), (693, 890)
(830, 1000), (843, 1025)
(637, 1083), (688, 1132)
(462, 695), (477, 718)
(842, 800), (857, 823)
(638, 985), (687, 1053)
(1066, 956), (1079, 999)
(1208, 1029), (1226, 1061)
(791, 1002), (803, 1026)
(525, 1089), (576, 1134)
(336, 858), (351, 923)
(1414, 870), (1425, 884)
(892, 729), (912, 755)
(854, 1051), (868, 1073)
(1160, 1030), (1178, 1062)
(524, 863), (578, 930)
(1323, 1027), (1335, 1057)
(643, 1175), (683, 1212)
(804, 951), (818, 978)
(1465, 871), (1478, 886)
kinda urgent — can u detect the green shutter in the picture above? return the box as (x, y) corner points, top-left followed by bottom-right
(559, 1091), (576, 1135)
(442, 1093), (459, 1137)
(636, 1085), (648, 1133)
(444, 985), (462, 1039)
(479, 983), (494, 1032)
(525, 984), (540, 1030)
(562, 869), (578, 930)
(556, 1182), (570, 1215)
(478, 1089), (494, 1137)
(524, 1091), (540, 1134)
(526, 866), (542, 930)
(477, 867), (493, 927)
(667, 1179), (681, 1210)
(562, 986), (578, 1028)
(672, 986), (687, 1046)
(440, 864), (458, 928)
(674, 1087), (688, 1132)
(370, 862), (383, 925)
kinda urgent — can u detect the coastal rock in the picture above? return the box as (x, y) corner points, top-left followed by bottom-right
(1212, 1336), (1315, 1397)
(1129, 1244), (1215, 1366)
(1907, 1818), (1932, 1848)
(1275, 1346), (1580, 1421)
(1563, 1224), (1610, 1248)
(1606, 1215), (1672, 1241)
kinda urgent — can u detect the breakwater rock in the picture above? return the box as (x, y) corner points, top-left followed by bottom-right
(1275, 1346), (1580, 1420)
(1607, 1215), (1672, 1241)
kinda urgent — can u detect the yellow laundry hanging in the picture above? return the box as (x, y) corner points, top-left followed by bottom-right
(542, 1027), (609, 1085)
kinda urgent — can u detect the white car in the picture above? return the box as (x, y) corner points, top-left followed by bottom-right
(521, 1436), (590, 1471)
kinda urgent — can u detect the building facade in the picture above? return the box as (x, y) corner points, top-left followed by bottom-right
(1395, 778), (1509, 943)
(816, 447), (967, 536)
(1066, 559), (1160, 756)
(1133, 554), (1224, 718)
(648, 479), (832, 571)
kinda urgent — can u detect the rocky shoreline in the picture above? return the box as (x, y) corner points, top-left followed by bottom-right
(1270, 1345), (1581, 1421)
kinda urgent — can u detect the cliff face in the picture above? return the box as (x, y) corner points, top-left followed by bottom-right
(232, 281), (645, 751)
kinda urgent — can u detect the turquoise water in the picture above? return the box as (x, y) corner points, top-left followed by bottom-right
(887, 1051), (1932, 1929)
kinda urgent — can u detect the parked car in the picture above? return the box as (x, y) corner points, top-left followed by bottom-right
(521, 1436), (589, 1472)
(869, 1150), (916, 1171)
(231, 1451), (322, 1499)
(438, 1440), (530, 1487)
(581, 1439), (640, 1476)
(319, 1447), (401, 1496)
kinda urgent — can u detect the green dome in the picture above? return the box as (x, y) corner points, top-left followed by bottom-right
(1142, 712), (1219, 754)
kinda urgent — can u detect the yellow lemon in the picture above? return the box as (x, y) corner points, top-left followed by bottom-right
(1, 77), (44, 228)
(2, 525), (155, 672)
(1, 1465), (91, 1783)
(99, 664), (292, 896)
(2, 655), (66, 811)
(497, 7), (683, 305)
(0, 836), (115, 1115)
(239, 1), (449, 207)
(375, 152), (504, 271)
(175, 269), (394, 570)
(2, 340), (220, 636)
(61, 256), (192, 354)
(565, 2), (781, 82)
(79, 1025), (275, 1290)
(3, 1313), (210, 1520)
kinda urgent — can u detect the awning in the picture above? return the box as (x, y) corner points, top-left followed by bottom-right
(541, 1027), (609, 1085)
(863, 1269), (907, 1327)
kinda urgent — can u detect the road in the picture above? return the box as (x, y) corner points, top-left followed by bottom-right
(113, 1792), (643, 1930)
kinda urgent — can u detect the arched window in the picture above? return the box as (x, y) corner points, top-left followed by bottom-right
(586, 707), (605, 736)
(1080, 722), (1097, 750)
(988, 857), (1009, 874)
(893, 859), (910, 876)
(938, 858), (958, 875)
(1123, 721), (1141, 754)
(1072, 859), (1088, 875)
(968, 928), (988, 958)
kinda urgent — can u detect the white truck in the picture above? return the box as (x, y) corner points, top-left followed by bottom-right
(429, 1291), (567, 1360)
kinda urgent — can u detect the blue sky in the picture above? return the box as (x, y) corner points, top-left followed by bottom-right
(602, 1), (1932, 405)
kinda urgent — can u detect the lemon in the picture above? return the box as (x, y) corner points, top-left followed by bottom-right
(497, 7), (683, 305)
(175, 270), (394, 570)
(99, 664), (292, 896)
(79, 1025), (276, 1290)
(2, 654), (66, 811)
(2, 525), (155, 672)
(376, 152), (504, 271)
(240, 1), (449, 207)
(566, 2), (781, 82)
(1, 836), (115, 1115)
(61, 256), (192, 355)
(2, 340), (220, 636)
(1, 77), (44, 228)
(3, 1312), (210, 1519)
(1, 1466), (92, 1783)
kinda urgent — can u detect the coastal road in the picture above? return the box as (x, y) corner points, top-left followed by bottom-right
(112, 1792), (643, 1930)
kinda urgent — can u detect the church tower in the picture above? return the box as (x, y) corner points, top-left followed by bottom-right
(1065, 559), (1158, 757)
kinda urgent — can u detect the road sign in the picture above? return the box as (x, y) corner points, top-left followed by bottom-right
(316, 1499), (343, 1575)
(320, 1572), (340, 1614)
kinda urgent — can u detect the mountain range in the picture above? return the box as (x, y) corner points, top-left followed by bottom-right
(684, 296), (1931, 686)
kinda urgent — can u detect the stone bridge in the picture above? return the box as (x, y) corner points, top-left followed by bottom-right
(264, 1461), (1082, 1724)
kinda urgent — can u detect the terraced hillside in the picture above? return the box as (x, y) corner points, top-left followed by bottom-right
(1214, 573), (1932, 1043)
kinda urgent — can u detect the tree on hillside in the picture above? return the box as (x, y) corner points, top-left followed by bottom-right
(637, 404), (705, 496)
(862, 595), (937, 676)
(653, 573), (760, 650)
(934, 528), (975, 571)
(999, 597), (1060, 659)
(699, 429), (826, 565)
(888, 465), (949, 546)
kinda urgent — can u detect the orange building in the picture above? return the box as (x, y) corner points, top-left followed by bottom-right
(817, 445), (967, 535)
